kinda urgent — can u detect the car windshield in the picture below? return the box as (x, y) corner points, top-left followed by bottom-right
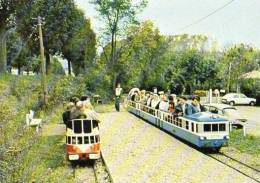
(240, 94), (247, 98)
(223, 108), (237, 115)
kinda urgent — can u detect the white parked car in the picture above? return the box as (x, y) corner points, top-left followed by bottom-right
(221, 93), (256, 106)
(204, 103), (247, 127)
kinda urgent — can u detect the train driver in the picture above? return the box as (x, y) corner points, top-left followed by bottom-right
(173, 96), (193, 117)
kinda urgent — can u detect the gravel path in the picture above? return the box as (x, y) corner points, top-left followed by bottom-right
(99, 111), (257, 183)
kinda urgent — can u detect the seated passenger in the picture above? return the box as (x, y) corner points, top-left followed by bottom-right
(168, 95), (175, 113)
(159, 94), (169, 112)
(62, 102), (74, 125)
(173, 96), (194, 117)
(131, 91), (140, 102)
(70, 99), (100, 121)
(151, 94), (160, 109)
(191, 96), (207, 113)
(139, 90), (147, 104)
(146, 93), (152, 106)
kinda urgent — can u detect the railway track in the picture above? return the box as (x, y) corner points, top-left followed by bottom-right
(70, 154), (112, 183)
(207, 152), (260, 183)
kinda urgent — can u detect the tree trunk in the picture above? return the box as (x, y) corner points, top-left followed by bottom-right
(67, 59), (71, 75)
(0, 29), (7, 74)
(110, 32), (115, 66)
(18, 65), (21, 75)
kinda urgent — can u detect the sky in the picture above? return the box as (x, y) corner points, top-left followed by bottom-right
(74, 0), (260, 48)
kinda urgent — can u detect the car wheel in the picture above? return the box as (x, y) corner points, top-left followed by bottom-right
(229, 101), (235, 106)
(250, 101), (255, 106)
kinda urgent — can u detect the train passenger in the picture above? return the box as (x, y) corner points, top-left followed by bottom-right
(69, 99), (99, 121)
(139, 90), (147, 104)
(173, 96), (193, 117)
(159, 94), (169, 112)
(151, 94), (160, 109)
(131, 91), (140, 102)
(168, 95), (175, 113)
(191, 96), (207, 113)
(62, 102), (74, 125)
(146, 93), (153, 107)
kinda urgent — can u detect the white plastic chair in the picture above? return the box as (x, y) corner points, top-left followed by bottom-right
(25, 110), (42, 133)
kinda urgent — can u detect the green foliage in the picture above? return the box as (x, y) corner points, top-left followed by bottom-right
(15, 0), (95, 74)
(240, 79), (260, 104)
(0, 74), (88, 182)
(66, 19), (96, 75)
(194, 90), (207, 97)
(229, 129), (260, 155)
(49, 57), (65, 75)
(219, 44), (260, 92)
(47, 76), (86, 107)
(0, 0), (27, 73)
(91, 0), (148, 88)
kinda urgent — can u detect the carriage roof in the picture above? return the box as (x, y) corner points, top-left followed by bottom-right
(184, 112), (228, 122)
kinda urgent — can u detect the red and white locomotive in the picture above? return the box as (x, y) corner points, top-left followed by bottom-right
(66, 119), (100, 161)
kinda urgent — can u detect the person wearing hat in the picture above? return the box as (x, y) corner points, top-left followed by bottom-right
(173, 96), (193, 117)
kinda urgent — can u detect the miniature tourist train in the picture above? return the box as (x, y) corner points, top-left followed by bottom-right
(63, 96), (101, 161)
(66, 119), (100, 161)
(127, 90), (230, 150)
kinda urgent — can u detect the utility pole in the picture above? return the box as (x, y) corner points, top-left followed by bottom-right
(37, 16), (47, 106)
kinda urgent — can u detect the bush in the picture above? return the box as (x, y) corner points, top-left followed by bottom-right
(194, 89), (207, 97)
(240, 79), (260, 105)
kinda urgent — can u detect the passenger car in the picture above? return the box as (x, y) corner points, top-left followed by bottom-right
(221, 93), (256, 106)
(204, 103), (247, 127)
(127, 99), (229, 150)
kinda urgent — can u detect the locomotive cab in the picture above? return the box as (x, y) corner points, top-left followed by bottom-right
(66, 119), (100, 161)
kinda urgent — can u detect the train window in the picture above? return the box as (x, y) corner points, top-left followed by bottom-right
(185, 121), (189, 130)
(67, 120), (72, 130)
(180, 119), (183, 126)
(204, 124), (211, 132)
(78, 137), (83, 144)
(219, 124), (226, 131)
(170, 116), (173, 123)
(95, 135), (100, 143)
(84, 136), (89, 144)
(191, 123), (194, 132)
(90, 136), (95, 144)
(83, 120), (92, 133)
(72, 136), (76, 144)
(196, 124), (198, 133)
(68, 136), (71, 144)
(74, 120), (82, 134)
(92, 120), (99, 129)
(212, 124), (218, 132)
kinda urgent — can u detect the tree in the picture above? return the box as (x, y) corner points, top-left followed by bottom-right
(219, 44), (260, 92)
(11, 43), (31, 74)
(91, 0), (147, 86)
(0, 0), (26, 73)
(16, 0), (88, 74)
(64, 19), (96, 75)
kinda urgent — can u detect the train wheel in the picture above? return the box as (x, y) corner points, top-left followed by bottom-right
(213, 147), (221, 152)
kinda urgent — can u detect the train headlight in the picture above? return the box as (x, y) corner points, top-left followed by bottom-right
(199, 136), (207, 140)
(224, 135), (230, 139)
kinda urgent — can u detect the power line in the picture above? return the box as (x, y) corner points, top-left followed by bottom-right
(179, 0), (236, 31)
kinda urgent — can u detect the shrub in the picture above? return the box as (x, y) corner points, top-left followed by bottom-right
(240, 79), (260, 105)
(194, 89), (207, 97)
